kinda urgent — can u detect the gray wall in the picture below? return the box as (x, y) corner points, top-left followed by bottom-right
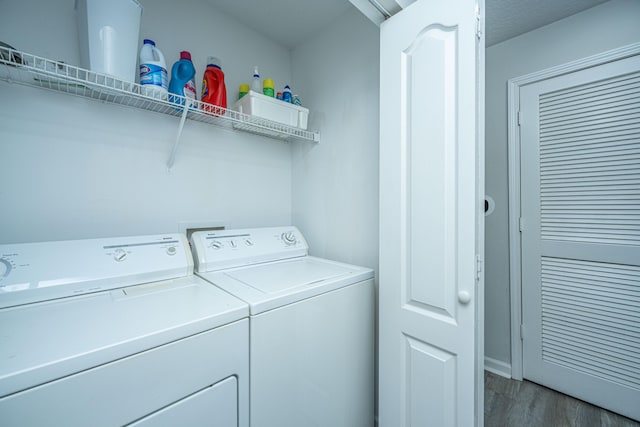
(485, 0), (640, 369)
(0, 0), (295, 243)
(291, 8), (380, 272)
(0, 0), (379, 269)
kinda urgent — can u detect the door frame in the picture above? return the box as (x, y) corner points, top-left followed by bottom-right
(506, 42), (640, 380)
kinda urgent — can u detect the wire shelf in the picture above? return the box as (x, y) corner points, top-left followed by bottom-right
(0, 46), (320, 144)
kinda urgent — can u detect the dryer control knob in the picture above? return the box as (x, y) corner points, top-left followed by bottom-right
(166, 246), (177, 256)
(113, 248), (127, 262)
(0, 258), (11, 278)
(210, 240), (223, 250)
(281, 231), (297, 246)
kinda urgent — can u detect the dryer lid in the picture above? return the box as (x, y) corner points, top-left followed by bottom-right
(198, 256), (374, 315)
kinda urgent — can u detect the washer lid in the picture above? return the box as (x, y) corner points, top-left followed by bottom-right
(198, 256), (374, 315)
(228, 257), (352, 293)
(0, 275), (248, 398)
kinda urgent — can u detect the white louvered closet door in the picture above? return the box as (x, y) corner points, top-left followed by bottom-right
(520, 53), (640, 421)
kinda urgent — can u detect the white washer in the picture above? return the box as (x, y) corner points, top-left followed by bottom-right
(191, 226), (375, 427)
(0, 233), (249, 427)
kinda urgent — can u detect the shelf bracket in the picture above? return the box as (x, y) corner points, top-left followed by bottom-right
(167, 104), (190, 171)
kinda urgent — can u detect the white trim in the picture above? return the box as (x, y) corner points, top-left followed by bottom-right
(476, 6), (486, 425)
(484, 357), (511, 379)
(507, 76), (523, 381)
(506, 42), (640, 383)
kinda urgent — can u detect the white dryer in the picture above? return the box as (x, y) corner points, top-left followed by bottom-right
(0, 233), (249, 427)
(190, 226), (375, 427)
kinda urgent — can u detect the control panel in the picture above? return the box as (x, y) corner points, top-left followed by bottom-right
(190, 226), (308, 272)
(0, 234), (192, 309)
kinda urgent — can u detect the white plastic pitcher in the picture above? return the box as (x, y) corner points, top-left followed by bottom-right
(76, 0), (142, 82)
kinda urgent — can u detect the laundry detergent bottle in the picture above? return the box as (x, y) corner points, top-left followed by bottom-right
(169, 51), (197, 107)
(139, 39), (168, 98)
(201, 56), (227, 115)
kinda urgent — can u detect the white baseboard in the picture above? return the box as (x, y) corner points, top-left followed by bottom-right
(484, 357), (511, 378)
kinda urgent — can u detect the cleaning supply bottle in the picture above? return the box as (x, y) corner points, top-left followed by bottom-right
(263, 78), (274, 97)
(239, 83), (250, 99)
(282, 85), (292, 103)
(139, 39), (168, 98)
(251, 66), (261, 93)
(201, 56), (227, 115)
(168, 51), (196, 107)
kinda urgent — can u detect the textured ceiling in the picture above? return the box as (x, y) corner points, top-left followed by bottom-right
(485, 0), (610, 46)
(205, 0), (612, 49)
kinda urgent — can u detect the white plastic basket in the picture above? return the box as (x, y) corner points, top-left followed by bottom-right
(234, 90), (309, 130)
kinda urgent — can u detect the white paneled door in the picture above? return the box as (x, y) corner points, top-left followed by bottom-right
(520, 53), (640, 421)
(378, 0), (485, 425)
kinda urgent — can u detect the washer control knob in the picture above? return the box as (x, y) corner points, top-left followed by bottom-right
(281, 231), (297, 246)
(230, 240), (237, 248)
(0, 258), (11, 278)
(114, 248), (127, 262)
(166, 246), (177, 256)
(210, 240), (223, 250)
(245, 238), (253, 246)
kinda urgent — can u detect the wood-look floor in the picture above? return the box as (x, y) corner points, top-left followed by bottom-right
(484, 371), (640, 427)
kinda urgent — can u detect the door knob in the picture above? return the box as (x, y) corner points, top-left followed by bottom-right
(458, 291), (471, 304)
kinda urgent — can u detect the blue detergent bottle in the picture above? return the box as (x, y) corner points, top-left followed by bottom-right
(282, 84), (293, 103)
(169, 51), (197, 107)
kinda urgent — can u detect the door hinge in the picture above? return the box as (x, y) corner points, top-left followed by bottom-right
(519, 217), (524, 232)
(475, 6), (482, 40)
(520, 324), (525, 340)
(475, 255), (483, 281)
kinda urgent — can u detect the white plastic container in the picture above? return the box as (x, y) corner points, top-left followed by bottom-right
(251, 66), (261, 93)
(75, 0), (142, 82)
(139, 39), (168, 98)
(234, 90), (309, 130)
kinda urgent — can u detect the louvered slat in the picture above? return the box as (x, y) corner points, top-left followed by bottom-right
(543, 299), (639, 331)
(540, 107), (640, 133)
(543, 334), (640, 374)
(540, 72), (640, 109)
(540, 137), (639, 154)
(538, 71), (640, 245)
(540, 94), (640, 122)
(540, 257), (640, 390)
(543, 315), (640, 348)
